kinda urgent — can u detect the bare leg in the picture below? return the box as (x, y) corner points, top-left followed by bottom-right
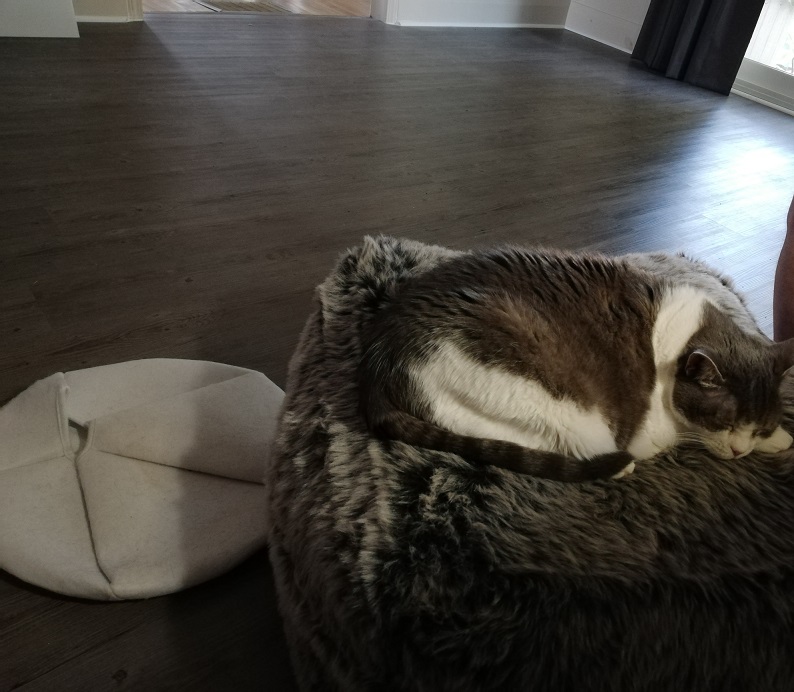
(773, 194), (794, 342)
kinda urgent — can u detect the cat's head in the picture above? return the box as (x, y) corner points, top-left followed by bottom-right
(672, 310), (794, 459)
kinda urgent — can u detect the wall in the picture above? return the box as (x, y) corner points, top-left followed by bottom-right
(370, 0), (389, 22)
(0, 0), (79, 37)
(376, 0), (571, 28)
(72, 0), (142, 21)
(565, 0), (651, 53)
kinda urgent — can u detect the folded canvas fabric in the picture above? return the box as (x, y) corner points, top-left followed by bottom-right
(0, 359), (283, 600)
(268, 236), (794, 692)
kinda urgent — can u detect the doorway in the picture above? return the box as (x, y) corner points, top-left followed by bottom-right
(142, 0), (371, 16)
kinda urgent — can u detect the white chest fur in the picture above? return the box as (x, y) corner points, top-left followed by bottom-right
(626, 286), (708, 458)
(413, 285), (709, 462)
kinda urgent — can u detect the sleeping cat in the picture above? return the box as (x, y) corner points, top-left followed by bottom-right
(358, 247), (794, 482)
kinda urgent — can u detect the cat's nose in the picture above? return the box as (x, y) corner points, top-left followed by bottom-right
(730, 446), (742, 458)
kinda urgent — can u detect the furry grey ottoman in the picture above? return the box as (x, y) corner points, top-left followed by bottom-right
(267, 236), (794, 692)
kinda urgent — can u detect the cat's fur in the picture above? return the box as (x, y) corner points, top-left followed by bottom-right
(358, 247), (794, 482)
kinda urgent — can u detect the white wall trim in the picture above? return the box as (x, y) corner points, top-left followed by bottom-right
(72, 0), (142, 22)
(75, 14), (129, 21)
(378, 0), (570, 28)
(128, 0), (143, 20)
(732, 59), (794, 118)
(731, 87), (794, 117)
(371, 0), (399, 23)
(565, 0), (650, 54)
(396, 21), (566, 28)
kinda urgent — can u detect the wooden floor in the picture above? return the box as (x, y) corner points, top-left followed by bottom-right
(1, 14), (794, 691)
(143, 0), (371, 16)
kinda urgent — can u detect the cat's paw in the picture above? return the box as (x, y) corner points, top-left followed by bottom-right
(611, 461), (635, 479)
(755, 426), (794, 454)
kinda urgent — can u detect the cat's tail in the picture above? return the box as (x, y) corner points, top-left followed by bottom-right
(373, 410), (635, 482)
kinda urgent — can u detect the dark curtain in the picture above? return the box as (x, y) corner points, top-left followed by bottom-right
(632, 0), (766, 95)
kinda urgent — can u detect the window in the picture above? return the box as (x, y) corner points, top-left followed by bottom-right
(733, 0), (794, 114)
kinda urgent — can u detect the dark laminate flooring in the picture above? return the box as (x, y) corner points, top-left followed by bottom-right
(1, 14), (793, 691)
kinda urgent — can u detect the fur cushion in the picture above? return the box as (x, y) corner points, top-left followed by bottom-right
(267, 236), (794, 692)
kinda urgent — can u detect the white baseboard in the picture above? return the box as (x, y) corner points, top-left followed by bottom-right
(75, 15), (130, 21)
(369, 0), (392, 22)
(732, 59), (794, 117)
(565, 1), (648, 53)
(731, 88), (794, 117)
(396, 22), (566, 28)
(732, 80), (794, 117)
(73, 0), (141, 22)
(384, 0), (569, 28)
(128, 0), (143, 20)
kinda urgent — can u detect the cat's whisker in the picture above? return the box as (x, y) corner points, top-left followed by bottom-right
(675, 432), (707, 440)
(674, 433), (712, 446)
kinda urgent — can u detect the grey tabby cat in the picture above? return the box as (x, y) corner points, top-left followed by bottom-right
(358, 247), (794, 481)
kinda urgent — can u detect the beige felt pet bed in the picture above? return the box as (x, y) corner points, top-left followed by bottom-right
(0, 359), (283, 600)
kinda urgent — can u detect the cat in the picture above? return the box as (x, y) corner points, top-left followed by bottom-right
(358, 246), (794, 482)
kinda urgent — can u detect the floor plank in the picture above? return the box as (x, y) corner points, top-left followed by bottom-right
(1, 14), (794, 691)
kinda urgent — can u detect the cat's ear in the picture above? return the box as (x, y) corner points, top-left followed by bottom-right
(684, 349), (725, 388)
